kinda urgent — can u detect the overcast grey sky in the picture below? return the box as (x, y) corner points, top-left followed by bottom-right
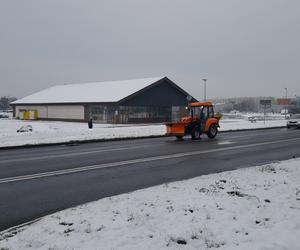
(1, 0), (299, 100)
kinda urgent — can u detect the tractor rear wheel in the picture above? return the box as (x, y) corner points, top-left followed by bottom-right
(191, 129), (201, 140)
(207, 124), (218, 138)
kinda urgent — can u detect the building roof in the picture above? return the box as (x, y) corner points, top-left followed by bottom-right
(12, 77), (177, 105)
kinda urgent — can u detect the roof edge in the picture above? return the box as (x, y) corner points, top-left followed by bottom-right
(117, 76), (198, 104)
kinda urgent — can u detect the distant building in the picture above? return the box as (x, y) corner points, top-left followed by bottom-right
(277, 98), (292, 106)
(290, 96), (300, 114)
(212, 97), (262, 113)
(274, 97), (300, 114)
(11, 77), (196, 123)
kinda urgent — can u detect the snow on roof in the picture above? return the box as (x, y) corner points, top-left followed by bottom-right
(12, 77), (166, 104)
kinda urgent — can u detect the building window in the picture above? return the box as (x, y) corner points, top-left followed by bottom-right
(91, 106), (107, 122)
(91, 105), (181, 123)
(119, 106), (172, 123)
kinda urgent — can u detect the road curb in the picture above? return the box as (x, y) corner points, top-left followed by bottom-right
(0, 126), (286, 150)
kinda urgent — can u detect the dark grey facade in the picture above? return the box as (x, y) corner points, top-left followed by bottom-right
(86, 77), (196, 123)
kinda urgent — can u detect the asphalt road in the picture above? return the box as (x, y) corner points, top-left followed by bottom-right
(1, 128), (300, 231)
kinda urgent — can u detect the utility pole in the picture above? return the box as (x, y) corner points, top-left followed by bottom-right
(285, 88), (287, 99)
(202, 78), (207, 101)
(285, 88), (288, 119)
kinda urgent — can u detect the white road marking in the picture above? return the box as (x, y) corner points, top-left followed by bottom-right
(1, 137), (300, 185)
(217, 141), (234, 145)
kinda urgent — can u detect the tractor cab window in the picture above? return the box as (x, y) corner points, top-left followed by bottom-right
(208, 106), (214, 118)
(200, 106), (214, 119)
(201, 106), (208, 120)
(190, 105), (213, 120)
(190, 106), (203, 118)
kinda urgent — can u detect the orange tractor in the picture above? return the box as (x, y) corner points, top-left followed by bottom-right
(165, 102), (221, 140)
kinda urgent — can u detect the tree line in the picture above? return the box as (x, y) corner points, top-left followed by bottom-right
(0, 96), (17, 111)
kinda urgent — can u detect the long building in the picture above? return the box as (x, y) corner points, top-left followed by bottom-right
(11, 77), (197, 123)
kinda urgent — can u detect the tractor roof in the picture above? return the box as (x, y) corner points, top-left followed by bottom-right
(190, 101), (213, 107)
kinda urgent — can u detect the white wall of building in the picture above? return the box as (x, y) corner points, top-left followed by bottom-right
(47, 105), (84, 120)
(15, 105), (84, 120)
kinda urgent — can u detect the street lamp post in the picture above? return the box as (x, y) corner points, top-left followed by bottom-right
(285, 88), (288, 119)
(202, 78), (207, 101)
(285, 88), (287, 99)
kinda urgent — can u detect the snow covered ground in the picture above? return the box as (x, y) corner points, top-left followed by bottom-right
(0, 117), (287, 148)
(222, 111), (287, 121)
(0, 120), (166, 148)
(219, 118), (286, 131)
(1, 158), (300, 250)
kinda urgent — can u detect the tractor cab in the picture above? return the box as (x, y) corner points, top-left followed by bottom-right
(189, 102), (214, 120)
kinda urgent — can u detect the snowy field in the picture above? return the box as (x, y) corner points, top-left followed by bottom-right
(0, 120), (166, 148)
(0, 117), (287, 148)
(1, 158), (300, 249)
(222, 112), (287, 121)
(219, 118), (285, 131)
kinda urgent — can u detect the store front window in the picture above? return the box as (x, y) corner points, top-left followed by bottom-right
(91, 105), (175, 123)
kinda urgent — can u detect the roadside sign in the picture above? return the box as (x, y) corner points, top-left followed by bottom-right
(260, 100), (272, 124)
(260, 100), (272, 108)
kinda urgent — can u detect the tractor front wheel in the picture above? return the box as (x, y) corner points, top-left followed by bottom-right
(207, 124), (218, 139)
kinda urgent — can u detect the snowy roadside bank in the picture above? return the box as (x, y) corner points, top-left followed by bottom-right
(1, 158), (299, 249)
(0, 119), (287, 148)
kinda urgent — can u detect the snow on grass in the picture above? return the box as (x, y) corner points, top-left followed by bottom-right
(222, 112), (287, 120)
(219, 119), (286, 131)
(1, 159), (300, 249)
(0, 116), (287, 148)
(0, 119), (166, 147)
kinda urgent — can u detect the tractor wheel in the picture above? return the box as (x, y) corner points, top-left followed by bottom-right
(191, 129), (201, 140)
(207, 124), (218, 139)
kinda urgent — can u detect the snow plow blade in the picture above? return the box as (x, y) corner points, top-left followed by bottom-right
(165, 122), (185, 136)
